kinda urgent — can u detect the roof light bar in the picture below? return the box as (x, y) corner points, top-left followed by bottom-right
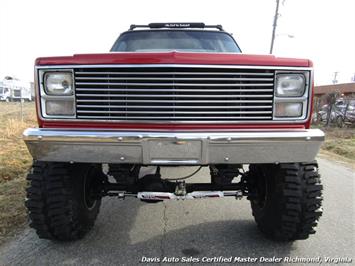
(129, 23), (224, 31)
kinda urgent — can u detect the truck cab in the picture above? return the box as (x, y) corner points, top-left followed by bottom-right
(2, 77), (32, 102)
(24, 23), (324, 242)
(0, 85), (10, 102)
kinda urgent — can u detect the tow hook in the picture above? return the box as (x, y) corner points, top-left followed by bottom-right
(175, 181), (187, 196)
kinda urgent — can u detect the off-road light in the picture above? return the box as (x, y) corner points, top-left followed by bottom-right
(45, 100), (75, 116)
(44, 72), (73, 95)
(275, 74), (305, 97)
(274, 102), (303, 117)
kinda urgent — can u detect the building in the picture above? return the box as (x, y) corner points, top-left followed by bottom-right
(314, 83), (355, 106)
(314, 83), (355, 97)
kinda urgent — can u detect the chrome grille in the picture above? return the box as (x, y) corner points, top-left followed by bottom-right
(74, 66), (275, 122)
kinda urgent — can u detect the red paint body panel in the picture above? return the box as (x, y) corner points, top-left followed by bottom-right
(35, 52), (310, 67)
(35, 52), (312, 130)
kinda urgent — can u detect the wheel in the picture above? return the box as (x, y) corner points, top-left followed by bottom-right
(25, 161), (104, 241)
(248, 162), (323, 241)
(336, 116), (344, 128)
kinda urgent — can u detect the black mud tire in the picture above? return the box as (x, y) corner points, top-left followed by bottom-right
(248, 162), (323, 241)
(25, 161), (104, 241)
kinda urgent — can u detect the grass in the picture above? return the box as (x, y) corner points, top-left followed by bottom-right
(0, 102), (37, 244)
(319, 127), (355, 161)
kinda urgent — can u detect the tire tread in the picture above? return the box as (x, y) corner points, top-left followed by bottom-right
(25, 161), (101, 241)
(250, 161), (323, 241)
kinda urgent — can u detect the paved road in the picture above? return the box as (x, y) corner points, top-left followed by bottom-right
(0, 158), (354, 266)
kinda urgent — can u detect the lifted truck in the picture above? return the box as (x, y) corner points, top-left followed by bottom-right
(24, 23), (324, 241)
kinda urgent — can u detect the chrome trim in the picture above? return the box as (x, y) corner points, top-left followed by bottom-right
(35, 64), (313, 124)
(74, 66), (274, 121)
(274, 96), (308, 102)
(75, 71), (275, 76)
(41, 95), (75, 100)
(39, 69), (76, 119)
(273, 71), (311, 121)
(23, 128), (325, 142)
(75, 94), (274, 98)
(75, 116), (272, 120)
(76, 99), (273, 103)
(23, 128), (324, 164)
(75, 88), (274, 92)
(150, 160), (200, 165)
(79, 65), (275, 122)
(75, 77), (274, 81)
(76, 105), (272, 109)
(76, 110), (272, 114)
(75, 82), (274, 87)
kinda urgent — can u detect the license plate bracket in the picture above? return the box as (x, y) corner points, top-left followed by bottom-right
(146, 140), (203, 165)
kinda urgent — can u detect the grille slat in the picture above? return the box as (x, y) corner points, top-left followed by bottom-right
(75, 71), (275, 76)
(77, 116), (271, 120)
(76, 99), (273, 103)
(75, 77), (274, 81)
(75, 82), (274, 87)
(77, 110), (272, 115)
(77, 105), (272, 109)
(76, 88), (273, 93)
(74, 66), (275, 122)
(76, 94), (273, 98)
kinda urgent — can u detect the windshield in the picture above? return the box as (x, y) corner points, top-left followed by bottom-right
(111, 30), (241, 53)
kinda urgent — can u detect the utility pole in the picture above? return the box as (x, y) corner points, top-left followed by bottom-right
(269, 0), (280, 54)
(332, 72), (339, 84)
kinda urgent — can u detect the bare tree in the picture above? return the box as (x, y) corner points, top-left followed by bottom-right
(325, 93), (337, 127)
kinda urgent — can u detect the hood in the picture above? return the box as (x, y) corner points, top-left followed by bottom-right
(35, 51), (311, 67)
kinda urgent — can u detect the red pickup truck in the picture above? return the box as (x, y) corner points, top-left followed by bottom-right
(24, 23), (324, 242)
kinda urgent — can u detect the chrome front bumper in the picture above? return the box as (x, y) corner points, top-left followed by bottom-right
(23, 128), (324, 165)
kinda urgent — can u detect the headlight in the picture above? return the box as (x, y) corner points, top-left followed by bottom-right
(274, 102), (303, 117)
(275, 74), (305, 97)
(45, 100), (75, 116)
(44, 72), (73, 95)
(273, 71), (309, 121)
(39, 70), (76, 118)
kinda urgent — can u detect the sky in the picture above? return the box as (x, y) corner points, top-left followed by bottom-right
(0, 0), (354, 85)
